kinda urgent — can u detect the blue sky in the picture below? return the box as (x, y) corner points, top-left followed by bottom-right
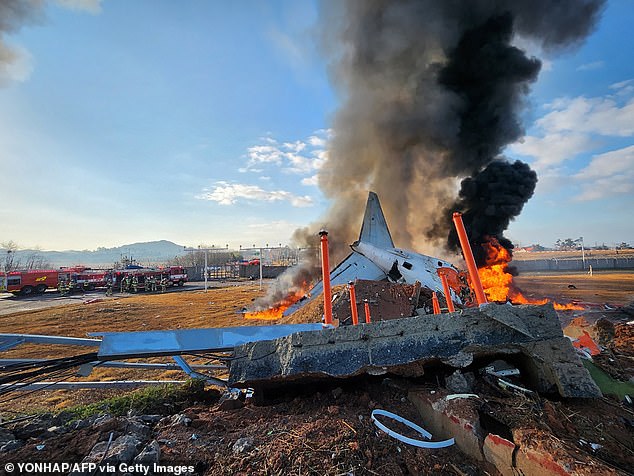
(0, 0), (632, 252)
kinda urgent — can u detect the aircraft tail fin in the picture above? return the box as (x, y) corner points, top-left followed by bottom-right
(358, 191), (394, 248)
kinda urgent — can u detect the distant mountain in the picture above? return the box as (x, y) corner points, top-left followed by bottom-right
(9, 240), (187, 269)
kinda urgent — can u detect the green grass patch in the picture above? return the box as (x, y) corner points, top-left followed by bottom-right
(583, 360), (634, 401)
(60, 378), (215, 421)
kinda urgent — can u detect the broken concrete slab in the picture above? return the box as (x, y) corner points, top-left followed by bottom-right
(483, 433), (516, 476)
(229, 303), (601, 399)
(409, 389), (484, 461)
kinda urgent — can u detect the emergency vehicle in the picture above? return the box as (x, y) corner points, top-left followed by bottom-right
(0, 270), (60, 295)
(167, 266), (188, 286)
(1, 266), (187, 296)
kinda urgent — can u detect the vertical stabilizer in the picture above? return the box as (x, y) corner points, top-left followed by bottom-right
(358, 192), (394, 248)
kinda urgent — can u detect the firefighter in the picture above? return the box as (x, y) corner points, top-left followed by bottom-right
(149, 275), (157, 292)
(105, 277), (113, 297)
(131, 275), (139, 293)
(58, 279), (68, 296)
(122, 275), (130, 293)
(160, 276), (168, 293)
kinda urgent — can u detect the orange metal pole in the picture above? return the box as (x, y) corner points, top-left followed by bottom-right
(440, 274), (455, 313)
(452, 212), (487, 305)
(432, 292), (441, 314)
(319, 230), (333, 325)
(348, 281), (359, 325)
(364, 300), (371, 323)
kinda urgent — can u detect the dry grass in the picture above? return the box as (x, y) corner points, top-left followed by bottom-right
(514, 270), (634, 306)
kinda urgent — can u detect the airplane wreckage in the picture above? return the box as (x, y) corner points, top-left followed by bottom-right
(0, 192), (601, 403)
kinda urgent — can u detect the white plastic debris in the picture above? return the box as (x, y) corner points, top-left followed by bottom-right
(445, 393), (479, 401)
(497, 378), (535, 395)
(371, 409), (454, 449)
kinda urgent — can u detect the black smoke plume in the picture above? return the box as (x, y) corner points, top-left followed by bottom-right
(312, 0), (604, 262)
(448, 160), (538, 266)
(258, 0), (606, 308)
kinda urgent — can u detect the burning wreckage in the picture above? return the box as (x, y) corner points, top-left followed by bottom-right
(1, 192), (600, 402)
(230, 192), (600, 400)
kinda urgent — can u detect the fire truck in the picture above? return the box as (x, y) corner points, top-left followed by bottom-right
(1, 266), (187, 296)
(0, 270), (60, 295)
(167, 266), (188, 286)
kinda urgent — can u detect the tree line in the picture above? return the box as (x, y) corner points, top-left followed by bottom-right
(1, 241), (52, 272)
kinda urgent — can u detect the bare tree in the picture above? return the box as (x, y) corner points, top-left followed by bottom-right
(23, 249), (51, 270)
(1, 241), (20, 272)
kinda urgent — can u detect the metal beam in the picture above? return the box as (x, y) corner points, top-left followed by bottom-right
(172, 355), (227, 387)
(0, 337), (24, 352)
(0, 333), (101, 347)
(92, 323), (323, 359)
(0, 380), (186, 391)
(0, 359), (227, 371)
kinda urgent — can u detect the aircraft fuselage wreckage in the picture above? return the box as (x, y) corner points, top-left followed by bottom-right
(284, 191), (463, 316)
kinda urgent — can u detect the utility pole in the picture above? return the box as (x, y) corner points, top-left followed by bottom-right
(259, 247), (263, 290)
(579, 236), (585, 269)
(185, 246), (216, 292)
(2, 250), (11, 292)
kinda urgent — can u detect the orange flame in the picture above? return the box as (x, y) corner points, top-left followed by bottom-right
(479, 237), (583, 311)
(244, 283), (310, 320)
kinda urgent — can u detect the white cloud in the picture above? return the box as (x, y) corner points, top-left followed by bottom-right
(308, 135), (326, 147)
(538, 96), (634, 137)
(574, 145), (634, 201)
(282, 140), (306, 153)
(576, 61), (604, 71)
(197, 182), (313, 207)
(301, 174), (319, 186)
(509, 85), (634, 202)
(54, 0), (103, 14)
(242, 130), (329, 175)
(509, 132), (594, 170)
(610, 79), (633, 90)
(247, 144), (284, 165)
(610, 79), (634, 97)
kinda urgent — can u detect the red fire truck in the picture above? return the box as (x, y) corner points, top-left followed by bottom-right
(58, 266), (110, 291)
(1, 266), (188, 296)
(167, 266), (188, 286)
(0, 270), (60, 295)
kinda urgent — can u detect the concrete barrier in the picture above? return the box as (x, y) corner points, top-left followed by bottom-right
(513, 257), (634, 272)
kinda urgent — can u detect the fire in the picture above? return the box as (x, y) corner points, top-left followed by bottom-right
(244, 283), (310, 320)
(478, 237), (583, 311)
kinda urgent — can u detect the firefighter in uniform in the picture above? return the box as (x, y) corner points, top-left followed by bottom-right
(58, 279), (68, 296)
(160, 276), (168, 293)
(105, 277), (113, 296)
(131, 275), (139, 293)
